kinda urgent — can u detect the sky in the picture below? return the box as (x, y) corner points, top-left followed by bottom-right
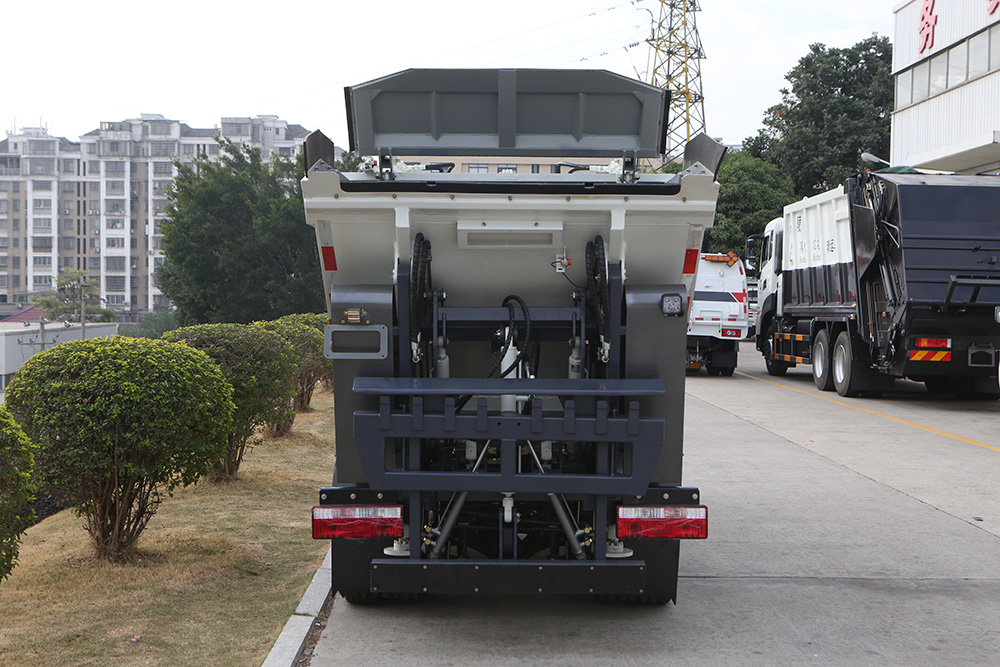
(2, 0), (896, 149)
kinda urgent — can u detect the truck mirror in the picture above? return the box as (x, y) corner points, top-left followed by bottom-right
(774, 230), (783, 276)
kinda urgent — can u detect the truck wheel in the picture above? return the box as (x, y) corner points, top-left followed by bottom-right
(763, 321), (789, 377)
(706, 366), (721, 376)
(924, 377), (950, 395)
(832, 331), (862, 397)
(718, 367), (735, 377)
(812, 329), (834, 391)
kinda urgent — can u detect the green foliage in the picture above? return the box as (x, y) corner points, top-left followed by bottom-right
(31, 269), (116, 322)
(334, 151), (362, 171)
(254, 315), (331, 435)
(0, 406), (34, 581)
(157, 139), (324, 325)
(118, 310), (180, 339)
(4, 337), (234, 561)
(704, 151), (798, 256)
(745, 35), (892, 196)
(163, 324), (298, 478)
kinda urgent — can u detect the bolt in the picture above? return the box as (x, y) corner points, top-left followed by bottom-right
(377, 493), (383, 500)
(320, 493), (327, 500)
(663, 493), (670, 500)
(538, 587), (543, 593)
(423, 587), (428, 592)
(692, 493), (698, 500)
(373, 564), (378, 569)
(350, 493), (356, 500)
(474, 587), (480, 592)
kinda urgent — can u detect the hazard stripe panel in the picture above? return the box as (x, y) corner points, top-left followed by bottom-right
(909, 350), (952, 361)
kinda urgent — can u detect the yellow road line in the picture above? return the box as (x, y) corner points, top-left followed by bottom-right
(734, 371), (1000, 453)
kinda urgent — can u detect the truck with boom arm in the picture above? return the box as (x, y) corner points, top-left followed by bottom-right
(750, 169), (1000, 398)
(302, 69), (724, 603)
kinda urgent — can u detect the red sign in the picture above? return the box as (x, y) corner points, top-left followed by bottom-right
(991, 0), (999, 15)
(918, 0), (938, 54)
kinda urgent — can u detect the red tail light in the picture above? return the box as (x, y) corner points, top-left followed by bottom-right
(915, 337), (951, 348)
(312, 505), (402, 539)
(722, 328), (742, 338)
(617, 505), (708, 539)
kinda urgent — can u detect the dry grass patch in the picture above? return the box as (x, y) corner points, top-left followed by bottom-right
(0, 388), (337, 667)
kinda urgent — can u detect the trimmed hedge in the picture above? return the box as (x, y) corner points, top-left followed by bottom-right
(5, 337), (234, 561)
(0, 406), (34, 581)
(163, 323), (298, 478)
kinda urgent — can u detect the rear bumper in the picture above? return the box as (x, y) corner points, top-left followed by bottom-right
(370, 559), (648, 595)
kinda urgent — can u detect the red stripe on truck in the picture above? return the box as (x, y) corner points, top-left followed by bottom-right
(321, 245), (338, 271)
(683, 248), (699, 274)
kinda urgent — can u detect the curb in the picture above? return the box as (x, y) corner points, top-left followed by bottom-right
(261, 548), (332, 667)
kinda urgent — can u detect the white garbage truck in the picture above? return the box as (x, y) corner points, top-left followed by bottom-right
(303, 69), (724, 603)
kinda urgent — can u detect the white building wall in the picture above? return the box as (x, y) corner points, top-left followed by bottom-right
(894, 0), (998, 69)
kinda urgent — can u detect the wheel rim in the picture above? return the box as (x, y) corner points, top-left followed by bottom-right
(833, 343), (847, 385)
(814, 340), (826, 379)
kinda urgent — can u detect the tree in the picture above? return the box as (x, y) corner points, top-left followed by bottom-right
(745, 35), (893, 196)
(703, 151), (798, 256)
(0, 406), (34, 581)
(334, 150), (362, 171)
(118, 310), (180, 339)
(31, 269), (116, 323)
(163, 324), (298, 478)
(5, 338), (234, 561)
(157, 139), (325, 325)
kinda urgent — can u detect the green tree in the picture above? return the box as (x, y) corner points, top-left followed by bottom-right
(163, 324), (298, 479)
(0, 406), (34, 581)
(158, 139), (325, 324)
(31, 269), (116, 322)
(745, 35), (892, 196)
(118, 310), (180, 339)
(334, 150), (362, 171)
(704, 151), (798, 255)
(5, 338), (234, 561)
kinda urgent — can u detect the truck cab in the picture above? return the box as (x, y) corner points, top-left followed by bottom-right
(751, 217), (786, 375)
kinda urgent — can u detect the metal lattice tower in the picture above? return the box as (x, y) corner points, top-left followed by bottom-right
(646, 0), (706, 163)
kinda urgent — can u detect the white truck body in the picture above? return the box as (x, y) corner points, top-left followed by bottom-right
(686, 253), (748, 375)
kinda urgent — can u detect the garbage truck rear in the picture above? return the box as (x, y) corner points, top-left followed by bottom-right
(303, 69), (724, 603)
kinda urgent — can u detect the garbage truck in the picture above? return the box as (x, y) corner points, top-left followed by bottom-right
(750, 169), (1000, 398)
(304, 69), (724, 604)
(686, 252), (749, 375)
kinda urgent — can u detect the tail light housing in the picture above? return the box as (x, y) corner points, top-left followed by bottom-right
(617, 505), (708, 539)
(312, 505), (403, 539)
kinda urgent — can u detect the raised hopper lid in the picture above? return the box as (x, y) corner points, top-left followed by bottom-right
(345, 68), (669, 158)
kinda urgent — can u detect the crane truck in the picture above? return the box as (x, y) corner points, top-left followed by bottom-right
(749, 170), (1000, 398)
(303, 69), (724, 604)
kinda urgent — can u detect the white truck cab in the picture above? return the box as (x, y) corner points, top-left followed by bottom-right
(686, 252), (749, 376)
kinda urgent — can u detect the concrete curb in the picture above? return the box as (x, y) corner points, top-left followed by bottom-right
(261, 548), (332, 667)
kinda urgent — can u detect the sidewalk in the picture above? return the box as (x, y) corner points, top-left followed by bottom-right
(261, 548), (331, 667)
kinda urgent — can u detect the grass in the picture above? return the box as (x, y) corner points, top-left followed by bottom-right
(0, 388), (337, 667)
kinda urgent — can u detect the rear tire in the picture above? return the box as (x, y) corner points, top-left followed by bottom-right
(832, 331), (862, 397)
(812, 329), (834, 391)
(706, 366), (721, 376)
(924, 377), (950, 395)
(718, 366), (735, 377)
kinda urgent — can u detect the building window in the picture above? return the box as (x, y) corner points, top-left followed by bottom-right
(153, 162), (172, 175)
(467, 164), (488, 174)
(0, 237), (6, 248)
(531, 164), (540, 174)
(106, 294), (126, 306)
(33, 199), (51, 211)
(89, 257), (100, 269)
(0, 276), (7, 289)
(88, 160), (99, 173)
(62, 159), (76, 174)
(62, 237), (74, 249)
(106, 180), (126, 196)
(0, 257), (7, 268)
(149, 122), (171, 136)
(32, 181), (52, 191)
(105, 256), (126, 272)
(106, 276), (126, 291)
(107, 218), (125, 230)
(947, 42), (967, 89)
(33, 256), (52, 267)
(64, 256), (74, 268)
(969, 30), (989, 79)
(183, 143), (195, 155)
(62, 181), (74, 192)
(208, 144), (220, 155)
(105, 200), (126, 215)
(33, 275), (52, 287)
(106, 237), (126, 248)
(107, 161), (126, 173)
(497, 165), (517, 174)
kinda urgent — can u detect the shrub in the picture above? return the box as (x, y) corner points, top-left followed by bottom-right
(5, 337), (234, 562)
(0, 406), (34, 581)
(253, 318), (325, 437)
(285, 312), (335, 391)
(163, 323), (298, 478)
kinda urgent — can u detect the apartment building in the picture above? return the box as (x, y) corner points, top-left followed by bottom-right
(0, 114), (308, 317)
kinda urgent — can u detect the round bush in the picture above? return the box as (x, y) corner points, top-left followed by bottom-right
(0, 406), (34, 581)
(163, 323), (298, 477)
(5, 337), (235, 561)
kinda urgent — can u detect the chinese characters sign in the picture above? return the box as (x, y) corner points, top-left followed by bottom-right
(918, 0), (938, 54)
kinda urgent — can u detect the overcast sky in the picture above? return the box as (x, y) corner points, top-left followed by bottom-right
(3, 0), (895, 149)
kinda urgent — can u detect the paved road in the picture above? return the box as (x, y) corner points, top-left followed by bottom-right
(309, 342), (1000, 666)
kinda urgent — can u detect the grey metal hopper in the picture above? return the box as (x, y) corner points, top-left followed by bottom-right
(345, 68), (669, 158)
